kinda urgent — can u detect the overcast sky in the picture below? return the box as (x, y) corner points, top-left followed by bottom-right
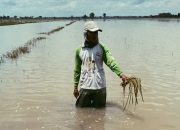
(0, 0), (180, 17)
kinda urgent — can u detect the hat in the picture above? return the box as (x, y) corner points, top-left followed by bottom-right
(84, 21), (102, 32)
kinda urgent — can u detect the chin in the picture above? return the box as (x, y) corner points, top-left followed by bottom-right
(91, 40), (98, 43)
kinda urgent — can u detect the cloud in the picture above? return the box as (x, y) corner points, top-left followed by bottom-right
(0, 0), (16, 6)
(132, 0), (145, 5)
(0, 0), (180, 16)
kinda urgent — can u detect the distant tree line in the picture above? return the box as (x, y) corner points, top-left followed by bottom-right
(156, 13), (180, 18)
(1, 12), (180, 20)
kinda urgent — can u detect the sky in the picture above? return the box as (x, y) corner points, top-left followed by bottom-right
(0, 0), (180, 17)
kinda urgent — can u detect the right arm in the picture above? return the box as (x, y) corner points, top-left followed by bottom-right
(73, 48), (82, 98)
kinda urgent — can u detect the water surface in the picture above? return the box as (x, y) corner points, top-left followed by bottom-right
(0, 19), (180, 130)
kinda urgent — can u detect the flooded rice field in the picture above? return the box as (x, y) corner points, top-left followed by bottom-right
(0, 19), (180, 130)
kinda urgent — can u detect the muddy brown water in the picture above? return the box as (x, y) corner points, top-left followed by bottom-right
(0, 19), (180, 130)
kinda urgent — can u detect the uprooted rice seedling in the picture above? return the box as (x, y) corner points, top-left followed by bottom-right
(121, 76), (144, 110)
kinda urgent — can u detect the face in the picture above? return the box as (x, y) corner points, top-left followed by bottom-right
(87, 31), (98, 43)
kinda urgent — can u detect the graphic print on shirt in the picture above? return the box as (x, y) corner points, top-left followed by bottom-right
(86, 56), (95, 77)
(78, 45), (108, 89)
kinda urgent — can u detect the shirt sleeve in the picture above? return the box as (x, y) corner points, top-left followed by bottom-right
(100, 44), (123, 76)
(74, 48), (82, 86)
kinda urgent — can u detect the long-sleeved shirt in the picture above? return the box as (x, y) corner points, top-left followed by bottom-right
(74, 43), (123, 89)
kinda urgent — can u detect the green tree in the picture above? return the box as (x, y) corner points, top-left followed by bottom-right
(89, 12), (95, 20)
(14, 15), (17, 19)
(82, 14), (88, 19)
(103, 13), (106, 18)
(158, 13), (172, 17)
(38, 16), (42, 19)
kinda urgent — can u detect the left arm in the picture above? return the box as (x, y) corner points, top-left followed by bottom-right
(100, 44), (123, 76)
(100, 44), (128, 82)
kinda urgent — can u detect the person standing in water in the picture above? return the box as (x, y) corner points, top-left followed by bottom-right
(73, 21), (128, 108)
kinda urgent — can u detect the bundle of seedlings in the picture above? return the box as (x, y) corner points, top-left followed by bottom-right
(121, 76), (144, 110)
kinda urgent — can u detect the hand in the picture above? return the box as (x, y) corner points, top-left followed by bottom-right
(120, 73), (129, 87)
(73, 87), (79, 99)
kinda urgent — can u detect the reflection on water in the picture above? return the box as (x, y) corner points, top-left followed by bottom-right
(72, 102), (141, 130)
(73, 108), (106, 130)
(0, 19), (180, 130)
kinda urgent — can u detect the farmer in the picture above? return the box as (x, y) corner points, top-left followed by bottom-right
(73, 21), (128, 108)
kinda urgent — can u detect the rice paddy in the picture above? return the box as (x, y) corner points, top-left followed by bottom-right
(0, 21), (76, 65)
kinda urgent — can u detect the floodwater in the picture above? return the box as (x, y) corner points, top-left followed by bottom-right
(0, 19), (180, 130)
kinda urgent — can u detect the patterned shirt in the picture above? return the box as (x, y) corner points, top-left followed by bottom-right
(74, 43), (122, 89)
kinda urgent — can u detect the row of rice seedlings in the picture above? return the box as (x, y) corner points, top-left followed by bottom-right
(25, 37), (46, 47)
(38, 21), (76, 35)
(48, 27), (64, 35)
(5, 46), (29, 59)
(65, 21), (76, 26)
(38, 27), (64, 35)
(0, 37), (46, 63)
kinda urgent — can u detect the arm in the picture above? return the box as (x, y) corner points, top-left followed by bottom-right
(100, 44), (123, 76)
(100, 44), (128, 82)
(73, 48), (82, 98)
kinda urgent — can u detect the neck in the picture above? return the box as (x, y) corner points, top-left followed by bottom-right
(84, 40), (98, 48)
